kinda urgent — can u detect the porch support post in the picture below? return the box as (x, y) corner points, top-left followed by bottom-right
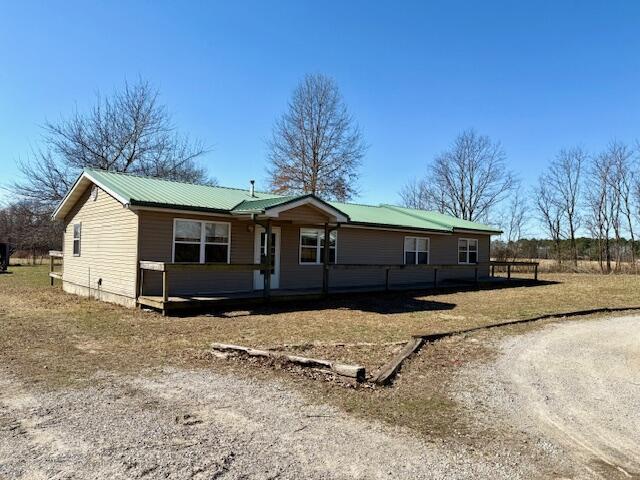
(162, 269), (169, 302)
(139, 268), (145, 298)
(264, 220), (272, 299)
(322, 223), (330, 296)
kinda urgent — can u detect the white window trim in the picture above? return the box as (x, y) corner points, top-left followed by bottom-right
(458, 238), (479, 264)
(298, 228), (338, 265)
(73, 223), (81, 257)
(403, 236), (430, 265)
(171, 218), (231, 264)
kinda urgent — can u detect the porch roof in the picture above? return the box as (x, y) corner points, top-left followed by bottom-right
(52, 168), (502, 234)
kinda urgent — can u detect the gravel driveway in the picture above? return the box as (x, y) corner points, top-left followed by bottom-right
(461, 315), (640, 480)
(1, 367), (528, 480)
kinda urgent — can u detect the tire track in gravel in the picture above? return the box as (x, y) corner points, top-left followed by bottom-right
(491, 316), (640, 479)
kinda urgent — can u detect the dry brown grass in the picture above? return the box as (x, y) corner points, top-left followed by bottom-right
(3, 265), (640, 384)
(2, 264), (640, 440)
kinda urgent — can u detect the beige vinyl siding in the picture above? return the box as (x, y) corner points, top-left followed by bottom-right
(279, 226), (490, 290)
(133, 209), (491, 296)
(62, 186), (139, 302)
(137, 211), (254, 295)
(276, 204), (331, 224)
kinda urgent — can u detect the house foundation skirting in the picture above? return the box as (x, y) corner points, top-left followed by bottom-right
(62, 280), (137, 308)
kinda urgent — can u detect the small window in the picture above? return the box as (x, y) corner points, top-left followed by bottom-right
(404, 236), (429, 264)
(299, 228), (336, 264)
(73, 223), (81, 256)
(458, 238), (479, 264)
(173, 219), (231, 263)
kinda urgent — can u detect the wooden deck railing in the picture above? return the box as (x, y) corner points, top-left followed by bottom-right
(327, 263), (484, 291)
(139, 261), (270, 302)
(489, 260), (539, 280)
(138, 259), (541, 311)
(48, 250), (63, 285)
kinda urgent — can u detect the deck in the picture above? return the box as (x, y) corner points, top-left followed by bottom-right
(136, 275), (538, 315)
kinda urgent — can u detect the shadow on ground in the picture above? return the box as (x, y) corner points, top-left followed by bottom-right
(175, 278), (560, 318)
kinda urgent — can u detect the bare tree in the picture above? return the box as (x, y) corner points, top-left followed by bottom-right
(0, 200), (62, 264)
(535, 177), (564, 265)
(13, 79), (212, 210)
(267, 73), (366, 201)
(545, 147), (585, 266)
(606, 141), (637, 270)
(400, 129), (515, 221)
(399, 178), (430, 210)
(586, 151), (618, 273)
(500, 187), (529, 260)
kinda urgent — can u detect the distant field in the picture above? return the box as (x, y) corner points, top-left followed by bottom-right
(493, 258), (640, 274)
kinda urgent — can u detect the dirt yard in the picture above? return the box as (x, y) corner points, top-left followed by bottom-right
(2, 264), (640, 478)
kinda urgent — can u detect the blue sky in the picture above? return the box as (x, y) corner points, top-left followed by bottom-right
(1, 0), (639, 208)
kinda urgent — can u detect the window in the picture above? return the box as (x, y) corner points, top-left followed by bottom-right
(73, 223), (81, 256)
(173, 219), (230, 263)
(404, 236), (429, 264)
(458, 238), (478, 264)
(299, 228), (336, 264)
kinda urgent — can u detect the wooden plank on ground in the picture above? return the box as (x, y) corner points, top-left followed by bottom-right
(371, 337), (424, 385)
(211, 343), (365, 382)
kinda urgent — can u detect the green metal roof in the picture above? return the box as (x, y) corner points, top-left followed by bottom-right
(86, 168), (282, 212)
(232, 195), (302, 213)
(73, 168), (500, 234)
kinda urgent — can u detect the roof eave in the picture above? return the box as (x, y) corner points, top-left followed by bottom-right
(128, 200), (232, 216)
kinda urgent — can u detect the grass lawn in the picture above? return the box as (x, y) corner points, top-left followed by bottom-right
(2, 264), (639, 439)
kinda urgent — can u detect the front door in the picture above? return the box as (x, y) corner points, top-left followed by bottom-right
(253, 226), (280, 289)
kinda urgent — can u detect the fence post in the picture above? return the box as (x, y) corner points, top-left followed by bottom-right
(534, 264), (538, 281)
(507, 264), (511, 280)
(491, 264), (495, 277)
(49, 255), (54, 286)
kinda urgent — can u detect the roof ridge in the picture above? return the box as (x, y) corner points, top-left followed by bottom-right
(84, 167), (282, 196)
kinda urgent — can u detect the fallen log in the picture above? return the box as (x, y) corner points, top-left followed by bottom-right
(211, 343), (366, 382)
(371, 337), (424, 385)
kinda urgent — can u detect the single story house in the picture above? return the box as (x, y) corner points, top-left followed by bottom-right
(52, 168), (501, 311)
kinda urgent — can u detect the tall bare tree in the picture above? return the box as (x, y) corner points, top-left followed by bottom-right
(606, 141), (637, 270)
(535, 176), (564, 265)
(545, 147), (585, 266)
(586, 151), (618, 273)
(500, 187), (529, 260)
(13, 79), (212, 210)
(400, 129), (515, 221)
(267, 73), (366, 201)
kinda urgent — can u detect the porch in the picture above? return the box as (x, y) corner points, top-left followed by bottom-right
(137, 260), (539, 315)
